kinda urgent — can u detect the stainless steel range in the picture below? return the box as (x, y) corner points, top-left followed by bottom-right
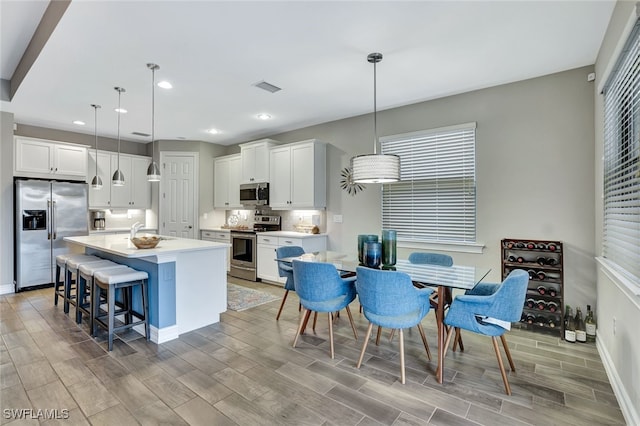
(229, 213), (280, 281)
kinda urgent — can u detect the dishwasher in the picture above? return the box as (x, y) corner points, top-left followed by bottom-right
(201, 230), (231, 272)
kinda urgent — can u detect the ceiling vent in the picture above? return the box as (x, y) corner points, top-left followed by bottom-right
(132, 131), (150, 137)
(253, 80), (282, 93)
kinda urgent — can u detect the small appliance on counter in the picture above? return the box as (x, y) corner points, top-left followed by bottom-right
(91, 210), (106, 230)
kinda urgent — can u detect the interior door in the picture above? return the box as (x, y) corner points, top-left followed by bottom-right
(160, 152), (198, 239)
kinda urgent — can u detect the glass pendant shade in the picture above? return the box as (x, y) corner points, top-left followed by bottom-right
(147, 63), (161, 182)
(90, 175), (103, 190)
(351, 153), (400, 183)
(147, 161), (161, 181)
(112, 169), (125, 186)
(112, 87), (125, 187)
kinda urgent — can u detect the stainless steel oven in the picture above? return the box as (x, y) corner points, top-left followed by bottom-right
(230, 231), (257, 281)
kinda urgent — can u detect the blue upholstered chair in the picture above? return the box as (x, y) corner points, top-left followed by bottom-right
(355, 266), (434, 384)
(275, 245), (305, 320)
(291, 260), (359, 359)
(443, 269), (529, 395)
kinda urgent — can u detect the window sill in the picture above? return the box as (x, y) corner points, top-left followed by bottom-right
(398, 240), (485, 254)
(596, 257), (640, 298)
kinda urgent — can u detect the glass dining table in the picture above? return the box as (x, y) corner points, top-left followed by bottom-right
(276, 251), (491, 384)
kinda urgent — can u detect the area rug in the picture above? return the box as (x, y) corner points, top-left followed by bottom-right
(227, 283), (280, 311)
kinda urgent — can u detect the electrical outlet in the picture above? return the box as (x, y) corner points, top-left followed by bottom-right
(203, 213), (208, 219)
(333, 215), (343, 223)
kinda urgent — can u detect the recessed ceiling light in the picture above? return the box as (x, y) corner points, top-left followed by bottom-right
(257, 113), (271, 120)
(73, 120), (85, 125)
(115, 108), (127, 114)
(157, 81), (172, 89)
(207, 128), (220, 134)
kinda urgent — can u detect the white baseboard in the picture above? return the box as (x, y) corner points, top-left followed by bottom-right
(0, 283), (14, 295)
(133, 323), (180, 344)
(597, 337), (639, 426)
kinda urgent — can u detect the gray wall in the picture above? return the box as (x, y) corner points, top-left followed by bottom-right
(0, 112), (15, 293)
(259, 66), (596, 310)
(593, 2), (640, 423)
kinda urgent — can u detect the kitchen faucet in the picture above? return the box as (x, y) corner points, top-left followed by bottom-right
(130, 222), (144, 239)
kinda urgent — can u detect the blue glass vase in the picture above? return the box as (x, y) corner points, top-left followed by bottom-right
(382, 229), (397, 267)
(358, 234), (379, 264)
(364, 242), (382, 268)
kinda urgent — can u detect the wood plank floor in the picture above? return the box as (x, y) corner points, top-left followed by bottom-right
(0, 277), (626, 425)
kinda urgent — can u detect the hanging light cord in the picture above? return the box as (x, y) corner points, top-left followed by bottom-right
(373, 57), (378, 155)
(151, 65), (156, 161)
(92, 104), (100, 176)
(116, 88), (122, 170)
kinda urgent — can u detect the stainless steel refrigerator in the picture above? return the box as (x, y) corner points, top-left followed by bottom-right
(14, 179), (89, 291)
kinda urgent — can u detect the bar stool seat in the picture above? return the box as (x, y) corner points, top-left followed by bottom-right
(65, 256), (105, 316)
(77, 260), (129, 328)
(92, 267), (150, 351)
(54, 254), (100, 313)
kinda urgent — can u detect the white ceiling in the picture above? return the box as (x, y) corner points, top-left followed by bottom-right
(1, 0), (615, 146)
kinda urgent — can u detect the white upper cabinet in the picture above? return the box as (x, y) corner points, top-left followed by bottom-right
(240, 139), (276, 183)
(15, 137), (88, 180)
(214, 154), (242, 209)
(87, 150), (151, 209)
(269, 139), (326, 209)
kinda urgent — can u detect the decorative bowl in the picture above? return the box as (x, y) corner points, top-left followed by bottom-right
(130, 236), (161, 249)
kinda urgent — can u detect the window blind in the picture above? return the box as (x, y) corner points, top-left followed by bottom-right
(381, 123), (476, 243)
(603, 19), (640, 284)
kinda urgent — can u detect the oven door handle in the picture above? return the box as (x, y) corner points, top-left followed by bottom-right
(231, 264), (256, 272)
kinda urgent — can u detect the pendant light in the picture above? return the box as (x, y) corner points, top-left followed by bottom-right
(146, 63), (161, 181)
(90, 103), (103, 189)
(350, 52), (400, 183)
(112, 86), (126, 186)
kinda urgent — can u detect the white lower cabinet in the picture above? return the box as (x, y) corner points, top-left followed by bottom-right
(257, 234), (327, 285)
(201, 230), (231, 272)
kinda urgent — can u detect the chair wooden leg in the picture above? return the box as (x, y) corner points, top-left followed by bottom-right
(301, 309), (312, 335)
(436, 324), (456, 377)
(500, 334), (516, 371)
(375, 326), (382, 346)
(399, 329), (406, 384)
(345, 306), (358, 340)
(276, 290), (289, 320)
(293, 309), (311, 348)
(328, 312), (334, 359)
(357, 323), (373, 368)
(417, 323), (431, 361)
(492, 336), (512, 395)
(312, 311), (318, 332)
(455, 328), (464, 352)
(389, 328), (395, 342)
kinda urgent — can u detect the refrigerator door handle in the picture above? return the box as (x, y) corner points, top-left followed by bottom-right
(47, 199), (52, 240)
(51, 200), (57, 240)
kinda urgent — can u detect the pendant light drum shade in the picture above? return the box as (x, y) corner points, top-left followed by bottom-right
(351, 153), (400, 183)
(350, 52), (400, 184)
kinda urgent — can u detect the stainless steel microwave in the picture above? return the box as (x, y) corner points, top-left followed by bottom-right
(240, 182), (269, 206)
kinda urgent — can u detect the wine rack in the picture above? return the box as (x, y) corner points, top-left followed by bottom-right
(501, 238), (564, 338)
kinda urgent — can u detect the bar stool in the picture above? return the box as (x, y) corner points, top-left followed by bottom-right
(54, 254), (101, 313)
(77, 260), (129, 329)
(65, 256), (106, 318)
(92, 267), (150, 351)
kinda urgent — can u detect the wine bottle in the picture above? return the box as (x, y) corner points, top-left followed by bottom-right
(536, 243), (547, 250)
(526, 313), (535, 324)
(528, 269), (537, 280)
(517, 256), (525, 263)
(526, 298), (536, 309)
(537, 270), (546, 281)
(548, 243), (557, 252)
(536, 299), (547, 310)
(535, 315), (546, 326)
(548, 317), (558, 328)
(536, 285), (546, 295)
(506, 241), (515, 249)
(575, 308), (586, 343)
(516, 242), (525, 249)
(508, 255), (517, 262)
(585, 304), (596, 343)
(564, 306), (576, 342)
(546, 257), (558, 266)
(527, 242), (535, 249)
(536, 256), (547, 266)
(547, 301), (558, 313)
(548, 287), (557, 297)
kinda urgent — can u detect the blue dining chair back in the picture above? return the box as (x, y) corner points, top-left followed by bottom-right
(408, 252), (453, 266)
(355, 266), (434, 384)
(291, 260), (358, 358)
(274, 246), (305, 321)
(443, 268), (529, 395)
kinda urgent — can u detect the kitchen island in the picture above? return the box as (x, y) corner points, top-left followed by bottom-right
(64, 234), (229, 343)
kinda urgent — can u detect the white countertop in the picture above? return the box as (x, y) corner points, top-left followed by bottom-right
(259, 231), (327, 238)
(90, 227), (157, 234)
(65, 233), (228, 259)
(200, 227), (230, 232)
